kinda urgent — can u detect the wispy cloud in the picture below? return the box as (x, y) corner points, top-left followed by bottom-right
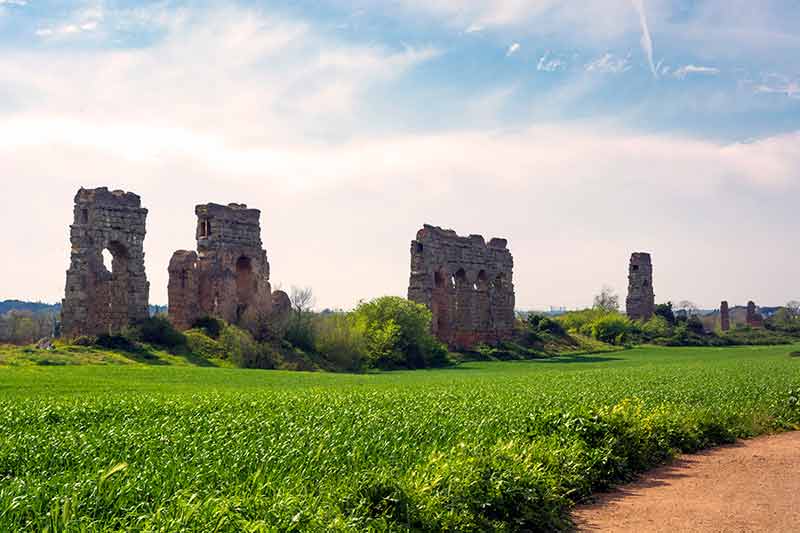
(35, 3), (104, 38)
(506, 42), (520, 56)
(630, 0), (657, 78)
(673, 64), (721, 79)
(585, 53), (631, 74)
(537, 52), (566, 72)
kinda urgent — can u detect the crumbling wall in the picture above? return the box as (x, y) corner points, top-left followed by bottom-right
(720, 301), (731, 331)
(61, 187), (150, 337)
(408, 225), (515, 350)
(746, 301), (764, 328)
(168, 203), (283, 330)
(626, 252), (655, 321)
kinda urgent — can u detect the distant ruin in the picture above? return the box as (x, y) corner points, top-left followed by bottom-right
(168, 203), (284, 330)
(746, 301), (764, 328)
(408, 225), (515, 350)
(720, 301), (731, 331)
(61, 187), (150, 337)
(626, 253), (655, 320)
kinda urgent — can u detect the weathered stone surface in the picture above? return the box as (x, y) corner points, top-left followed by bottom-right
(168, 203), (273, 330)
(626, 252), (655, 321)
(408, 225), (515, 350)
(720, 301), (731, 331)
(61, 187), (151, 337)
(746, 301), (764, 328)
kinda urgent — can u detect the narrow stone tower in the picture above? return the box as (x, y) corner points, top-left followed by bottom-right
(626, 252), (655, 321)
(168, 203), (274, 330)
(61, 187), (150, 337)
(720, 301), (730, 331)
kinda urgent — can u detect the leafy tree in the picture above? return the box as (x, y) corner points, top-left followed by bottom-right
(654, 302), (676, 325)
(352, 296), (447, 369)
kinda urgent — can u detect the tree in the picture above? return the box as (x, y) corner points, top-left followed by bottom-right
(786, 301), (800, 321)
(290, 286), (315, 317)
(654, 302), (676, 325)
(593, 286), (619, 312)
(677, 300), (698, 318)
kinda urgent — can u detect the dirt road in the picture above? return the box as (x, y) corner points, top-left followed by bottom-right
(572, 431), (800, 532)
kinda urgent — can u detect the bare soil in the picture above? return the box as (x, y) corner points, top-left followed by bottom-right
(572, 431), (800, 532)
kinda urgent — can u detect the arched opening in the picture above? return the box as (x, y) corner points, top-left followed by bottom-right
(415, 242), (423, 254)
(97, 241), (130, 333)
(477, 270), (488, 291)
(492, 273), (506, 291)
(199, 218), (211, 238)
(81, 208), (89, 225)
(454, 268), (467, 288)
(102, 249), (113, 273)
(434, 270), (445, 288)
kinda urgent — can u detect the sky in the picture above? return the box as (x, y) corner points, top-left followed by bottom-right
(0, 0), (798, 311)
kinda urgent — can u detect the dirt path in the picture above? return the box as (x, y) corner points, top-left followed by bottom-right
(572, 432), (800, 532)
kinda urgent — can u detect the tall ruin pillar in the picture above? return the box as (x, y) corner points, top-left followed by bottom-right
(720, 301), (730, 331)
(168, 203), (282, 330)
(626, 252), (655, 321)
(408, 225), (515, 350)
(61, 187), (150, 337)
(746, 301), (764, 328)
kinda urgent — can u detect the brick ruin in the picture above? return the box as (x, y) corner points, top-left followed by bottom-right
(720, 301), (731, 331)
(408, 225), (515, 350)
(168, 203), (285, 330)
(61, 187), (150, 337)
(746, 301), (764, 328)
(626, 252), (655, 321)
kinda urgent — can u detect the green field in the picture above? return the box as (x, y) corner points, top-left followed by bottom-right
(1, 345), (799, 531)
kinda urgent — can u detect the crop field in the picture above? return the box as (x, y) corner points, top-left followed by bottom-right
(1, 344), (799, 532)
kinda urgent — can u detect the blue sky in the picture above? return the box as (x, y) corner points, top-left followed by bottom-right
(0, 0), (798, 310)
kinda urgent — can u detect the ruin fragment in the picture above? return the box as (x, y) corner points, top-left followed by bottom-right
(746, 301), (764, 328)
(408, 225), (515, 350)
(168, 203), (285, 330)
(720, 301), (731, 331)
(626, 252), (655, 321)
(61, 187), (150, 337)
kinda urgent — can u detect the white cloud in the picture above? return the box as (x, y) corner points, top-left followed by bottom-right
(506, 42), (520, 56)
(585, 53), (631, 74)
(465, 23), (483, 33)
(0, 0), (28, 5)
(673, 64), (721, 79)
(35, 3), (104, 38)
(754, 74), (800, 98)
(537, 52), (566, 72)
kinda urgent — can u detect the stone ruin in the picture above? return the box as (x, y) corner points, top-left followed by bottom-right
(168, 203), (288, 331)
(408, 225), (515, 350)
(746, 301), (764, 328)
(61, 187), (150, 337)
(626, 252), (655, 321)
(720, 301), (731, 331)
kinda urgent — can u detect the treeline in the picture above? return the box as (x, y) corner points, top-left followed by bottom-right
(60, 295), (450, 372)
(541, 300), (800, 348)
(0, 311), (57, 345)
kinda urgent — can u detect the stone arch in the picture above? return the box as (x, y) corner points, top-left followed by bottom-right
(476, 270), (489, 291)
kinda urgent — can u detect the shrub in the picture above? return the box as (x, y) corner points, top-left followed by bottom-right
(219, 325), (260, 367)
(352, 297), (448, 369)
(134, 316), (187, 349)
(590, 314), (631, 345)
(313, 313), (366, 372)
(95, 334), (138, 352)
(641, 315), (671, 339)
(72, 335), (96, 347)
(285, 313), (316, 353)
(184, 329), (226, 360)
(191, 316), (224, 339)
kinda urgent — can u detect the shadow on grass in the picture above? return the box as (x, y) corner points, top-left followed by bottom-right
(535, 355), (624, 364)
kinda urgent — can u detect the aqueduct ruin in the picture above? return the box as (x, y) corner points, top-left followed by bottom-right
(626, 252), (655, 320)
(408, 225), (515, 350)
(167, 203), (280, 330)
(61, 187), (150, 337)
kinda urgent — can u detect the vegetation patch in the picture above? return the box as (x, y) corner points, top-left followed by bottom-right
(0, 344), (798, 531)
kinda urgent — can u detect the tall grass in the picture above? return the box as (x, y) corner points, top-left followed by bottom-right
(0, 344), (798, 531)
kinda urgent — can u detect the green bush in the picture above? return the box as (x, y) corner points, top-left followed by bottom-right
(134, 316), (187, 349)
(590, 314), (631, 345)
(313, 313), (366, 372)
(191, 316), (224, 339)
(219, 325), (262, 368)
(352, 296), (448, 369)
(184, 329), (226, 360)
(95, 333), (138, 351)
(285, 313), (315, 353)
(641, 315), (671, 339)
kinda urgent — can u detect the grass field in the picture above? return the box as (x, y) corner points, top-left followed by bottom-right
(1, 344), (799, 531)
